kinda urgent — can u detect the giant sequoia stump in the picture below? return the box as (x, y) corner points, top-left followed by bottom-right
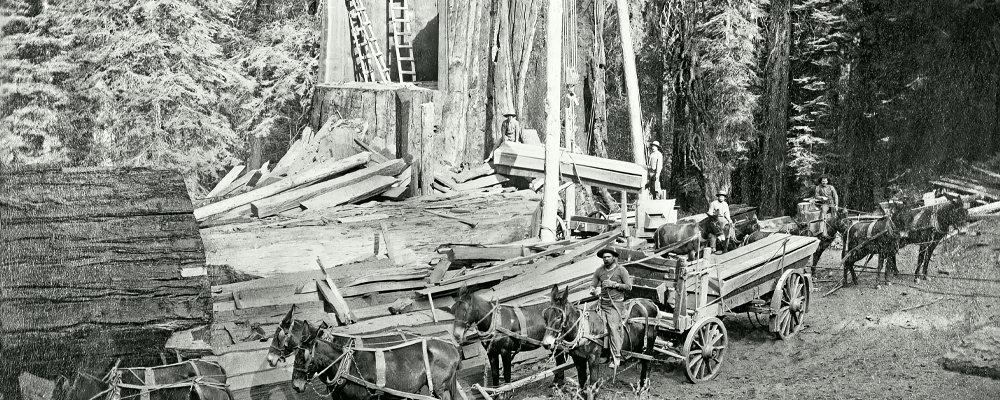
(0, 166), (211, 399)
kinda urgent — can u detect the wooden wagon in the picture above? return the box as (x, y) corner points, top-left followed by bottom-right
(615, 233), (819, 383)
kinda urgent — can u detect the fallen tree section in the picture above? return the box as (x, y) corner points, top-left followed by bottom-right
(0, 166), (211, 385)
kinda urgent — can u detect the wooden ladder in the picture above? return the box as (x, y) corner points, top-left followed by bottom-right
(346, 0), (390, 82)
(389, 0), (417, 82)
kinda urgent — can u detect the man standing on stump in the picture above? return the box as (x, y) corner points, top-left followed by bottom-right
(592, 248), (633, 369)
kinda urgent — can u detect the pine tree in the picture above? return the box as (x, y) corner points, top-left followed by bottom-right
(0, 0), (76, 166)
(61, 0), (248, 176)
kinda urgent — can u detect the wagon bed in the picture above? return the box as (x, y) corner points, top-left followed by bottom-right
(613, 233), (819, 382)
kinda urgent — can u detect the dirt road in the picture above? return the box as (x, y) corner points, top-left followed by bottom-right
(511, 220), (1000, 399)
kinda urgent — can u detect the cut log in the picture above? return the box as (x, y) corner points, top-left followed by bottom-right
(250, 159), (404, 218)
(448, 245), (525, 261)
(453, 164), (495, 184)
(452, 174), (509, 191)
(206, 165), (246, 198)
(298, 175), (396, 212)
(931, 180), (996, 201)
(195, 152), (371, 220)
(937, 177), (1000, 200)
(0, 166), (211, 379)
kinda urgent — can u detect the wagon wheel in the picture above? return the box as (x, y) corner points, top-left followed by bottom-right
(770, 272), (809, 340)
(682, 317), (728, 383)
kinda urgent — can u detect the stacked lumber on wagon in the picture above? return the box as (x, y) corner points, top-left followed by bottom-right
(194, 119), (413, 224)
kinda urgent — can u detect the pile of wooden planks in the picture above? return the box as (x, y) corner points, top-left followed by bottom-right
(429, 162), (511, 195)
(491, 141), (646, 192)
(167, 227), (625, 399)
(195, 119), (411, 223)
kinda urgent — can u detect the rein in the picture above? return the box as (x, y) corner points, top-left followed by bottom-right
(543, 304), (587, 350)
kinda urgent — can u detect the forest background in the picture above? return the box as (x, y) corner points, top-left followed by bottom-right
(3, 0), (999, 216)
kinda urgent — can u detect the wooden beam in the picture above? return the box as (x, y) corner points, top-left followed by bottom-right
(206, 165), (246, 199)
(541, 0), (563, 242)
(194, 153), (370, 221)
(354, 137), (390, 163)
(250, 159), (404, 217)
(428, 260), (452, 285)
(969, 201), (1000, 215)
(930, 180), (996, 201)
(452, 174), (509, 191)
(299, 176), (397, 212)
(316, 258), (356, 324)
(447, 245), (524, 261)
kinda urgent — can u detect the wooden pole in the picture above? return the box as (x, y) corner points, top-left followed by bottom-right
(614, 0), (646, 171)
(540, 0), (564, 242)
(620, 190), (628, 236)
(564, 103), (576, 221)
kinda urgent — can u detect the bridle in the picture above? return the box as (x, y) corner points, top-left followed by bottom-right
(452, 299), (500, 341)
(270, 320), (302, 362)
(542, 303), (585, 349)
(294, 334), (354, 386)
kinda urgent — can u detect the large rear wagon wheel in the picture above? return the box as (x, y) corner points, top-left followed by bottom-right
(770, 271), (809, 340)
(682, 317), (728, 383)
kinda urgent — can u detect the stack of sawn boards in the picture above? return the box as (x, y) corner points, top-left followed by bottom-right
(166, 231), (624, 400)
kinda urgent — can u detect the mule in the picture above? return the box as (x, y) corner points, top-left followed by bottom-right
(897, 194), (969, 282)
(451, 284), (566, 387)
(266, 305), (415, 368)
(653, 214), (727, 260)
(540, 285), (658, 400)
(56, 360), (232, 400)
(292, 326), (462, 400)
(836, 212), (905, 287)
(719, 215), (762, 252)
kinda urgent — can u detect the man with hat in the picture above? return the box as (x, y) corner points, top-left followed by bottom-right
(707, 190), (733, 254)
(813, 175), (839, 238)
(647, 141), (664, 199)
(502, 113), (522, 143)
(592, 248), (633, 369)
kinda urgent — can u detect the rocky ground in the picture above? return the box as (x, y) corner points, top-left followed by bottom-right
(508, 219), (1000, 399)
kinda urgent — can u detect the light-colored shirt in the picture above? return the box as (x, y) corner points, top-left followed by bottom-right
(708, 200), (731, 223)
(592, 263), (632, 302)
(815, 184), (839, 206)
(648, 150), (663, 177)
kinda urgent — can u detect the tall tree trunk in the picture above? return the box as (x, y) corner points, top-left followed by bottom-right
(248, 134), (263, 170)
(759, 0), (791, 216)
(587, 1), (618, 212)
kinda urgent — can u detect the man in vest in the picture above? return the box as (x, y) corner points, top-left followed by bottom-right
(591, 248), (633, 369)
(814, 176), (839, 238)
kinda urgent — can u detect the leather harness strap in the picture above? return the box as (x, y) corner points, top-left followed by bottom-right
(512, 306), (528, 336)
(374, 350), (387, 387)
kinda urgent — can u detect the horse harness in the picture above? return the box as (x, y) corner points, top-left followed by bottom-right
(300, 335), (445, 400)
(90, 361), (229, 400)
(545, 300), (645, 350)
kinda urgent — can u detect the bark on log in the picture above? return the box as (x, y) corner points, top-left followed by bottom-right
(758, 0), (791, 216)
(0, 167), (211, 391)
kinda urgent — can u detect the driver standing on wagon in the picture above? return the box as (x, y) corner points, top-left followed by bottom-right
(592, 248), (633, 369)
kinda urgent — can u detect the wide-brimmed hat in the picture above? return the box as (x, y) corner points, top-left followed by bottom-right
(596, 248), (619, 258)
(650, 141), (661, 148)
(716, 190), (728, 197)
